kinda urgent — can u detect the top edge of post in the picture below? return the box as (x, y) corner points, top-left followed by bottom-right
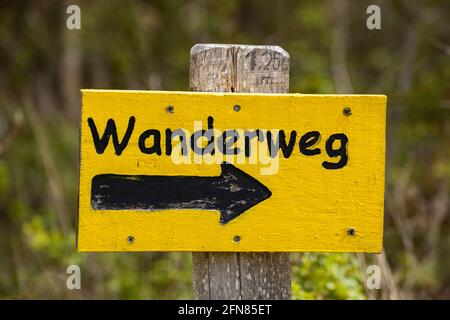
(190, 43), (289, 58)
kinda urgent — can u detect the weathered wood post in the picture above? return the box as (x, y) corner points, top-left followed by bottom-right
(190, 44), (291, 300)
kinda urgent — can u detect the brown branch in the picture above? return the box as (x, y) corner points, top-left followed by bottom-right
(22, 95), (70, 236)
(330, 0), (353, 94)
(0, 110), (24, 156)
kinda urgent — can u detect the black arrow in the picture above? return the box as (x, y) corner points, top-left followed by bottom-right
(91, 163), (272, 225)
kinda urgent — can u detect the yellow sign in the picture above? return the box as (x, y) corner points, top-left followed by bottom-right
(78, 90), (386, 252)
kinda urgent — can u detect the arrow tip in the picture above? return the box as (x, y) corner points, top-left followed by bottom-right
(218, 162), (272, 225)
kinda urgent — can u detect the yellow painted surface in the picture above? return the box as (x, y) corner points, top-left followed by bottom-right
(78, 90), (386, 252)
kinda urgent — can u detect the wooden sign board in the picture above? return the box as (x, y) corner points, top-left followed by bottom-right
(78, 90), (386, 252)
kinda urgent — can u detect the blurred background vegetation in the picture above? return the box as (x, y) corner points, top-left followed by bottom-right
(0, 0), (449, 299)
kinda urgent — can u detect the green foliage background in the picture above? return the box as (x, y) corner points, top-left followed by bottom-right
(0, 0), (449, 299)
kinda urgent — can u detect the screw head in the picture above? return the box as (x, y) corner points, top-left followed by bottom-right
(233, 104), (241, 112)
(166, 105), (174, 113)
(343, 107), (352, 116)
(127, 236), (135, 244)
(347, 228), (356, 236)
(233, 235), (241, 243)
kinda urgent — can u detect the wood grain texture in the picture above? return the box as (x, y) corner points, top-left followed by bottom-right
(190, 44), (291, 300)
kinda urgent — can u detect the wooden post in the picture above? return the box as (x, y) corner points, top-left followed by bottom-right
(190, 44), (291, 300)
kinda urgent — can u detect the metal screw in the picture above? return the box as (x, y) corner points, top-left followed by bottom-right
(233, 104), (241, 112)
(127, 235), (135, 244)
(233, 235), (241, 243)
(343, 107), (352, 116)
(166, 105), (174, 113)
(347, 228), (356, 236)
